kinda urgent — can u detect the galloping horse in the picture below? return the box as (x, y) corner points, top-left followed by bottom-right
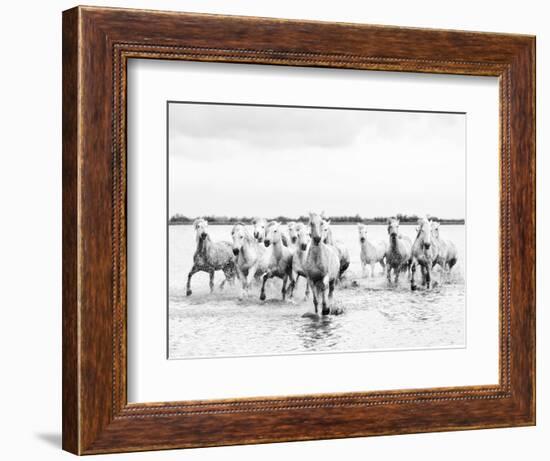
(186, 218), (235, 296)
(288, 222), (311, 300)
(321, 218), (350, 280)
(410, 217), (436, 290)
(259, 221), (294, 301)
(357, 223), (387, 277)
(385, 218), (412, 285)
(253, 217), (289, 247)
(431, 221), (458, 275)
(231, 223), (269, 299)
(304, 212), (341, 315)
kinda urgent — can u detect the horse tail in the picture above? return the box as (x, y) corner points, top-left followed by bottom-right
(339, 260), (350, 279)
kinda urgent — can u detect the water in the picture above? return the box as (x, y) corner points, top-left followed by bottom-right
(169, 224), (465, 359)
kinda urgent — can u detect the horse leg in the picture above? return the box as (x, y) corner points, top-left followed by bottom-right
(286, 269), (295, 301)
(245, 264), (259, 298)
(186, 265), (200, 296)
(259, 271), (270, 301)
(235, 266), (247, 300)
(234, 267), (245, 300)
(394, 264), (400, 284)
(219, 266), (231, 290)
(321, 276), (330, 315)
(420, 264), (426, 287)
(208, 270), (215, 293)
(281, 275), (288, 300)
(361, 261), (367, 278)
(288, 272), (297, 299)
(426, 264), (431, 289)
(328, 279), (335, 303)
(386, 264), (392, 285)
(410, 262), (417, 291)
(309, 279), (318, 314)
(303, 275), (310, 300)
(370, 263), (376, 278)
(379, 258), (386, 276)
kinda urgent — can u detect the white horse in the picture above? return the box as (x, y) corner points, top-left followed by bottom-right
(231, 223), (269, 299)
(385, 218), (412, 285)
(410, 217), (436, 290)
(186, 218), (235, 296)
(304, 212), (341, 315)
(431, 221), (458, 276)
(259, 221), (294, 301)
(287, 221), (299, 247)
(357, 223), (387, 277)
(252, 217), (268, 244)
(253, 217), (290, 247)
(321, 218), (350, 280)
(288, 222), (311, 300)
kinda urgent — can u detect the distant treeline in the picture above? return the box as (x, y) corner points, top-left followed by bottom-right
(169, 213), (465, 225)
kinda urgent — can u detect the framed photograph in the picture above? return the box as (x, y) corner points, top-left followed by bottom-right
(62, 6), (535, 455)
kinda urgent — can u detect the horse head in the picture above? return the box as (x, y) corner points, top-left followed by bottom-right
(287, 221), (298, 244)
(193, 218), (208, 241)
(308, 212), (324, 246)
(252, 217), (267, 242)
(231, 223), (247, 256)
(264, 221), (283, 247)
(417, 218), (432, 250)
(296, 222), (310, 251)
(431, 220), (441, 239)
(357, 223), (367, 243)
(387, 218), (400, 240)
(321, 219), (332, 245)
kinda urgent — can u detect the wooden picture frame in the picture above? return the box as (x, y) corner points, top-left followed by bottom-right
(62, 5), (535, 455)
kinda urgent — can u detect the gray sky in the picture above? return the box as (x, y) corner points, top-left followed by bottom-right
(168, 102), (465, 219)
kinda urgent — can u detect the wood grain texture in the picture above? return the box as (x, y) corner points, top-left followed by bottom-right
(62, 5), (536, 455)
(61, 7), (79, 454)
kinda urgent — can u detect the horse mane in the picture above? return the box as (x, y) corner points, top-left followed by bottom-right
(195, 232), (212, 254)
(193, 217), (206, 229)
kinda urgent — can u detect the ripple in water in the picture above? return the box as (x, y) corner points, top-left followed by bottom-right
(169, 224), (466, 359)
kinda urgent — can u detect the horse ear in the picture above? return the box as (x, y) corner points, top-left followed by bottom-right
(193, 218), (200, 229)
(326, 219), (331, 225)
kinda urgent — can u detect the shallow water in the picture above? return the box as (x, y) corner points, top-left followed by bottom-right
(169, 224), (465, 359)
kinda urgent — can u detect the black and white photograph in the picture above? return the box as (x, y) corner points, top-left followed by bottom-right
(168, 102), (466, 359)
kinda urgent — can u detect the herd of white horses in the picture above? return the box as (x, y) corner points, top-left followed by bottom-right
(185, 212), (458, 315)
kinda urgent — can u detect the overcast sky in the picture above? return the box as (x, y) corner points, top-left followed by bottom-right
(168, 102), (465, 219)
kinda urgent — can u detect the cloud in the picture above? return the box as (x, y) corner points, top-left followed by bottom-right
(168, 103), (466, 218)
(169, 103), (463, 163)
(169, 103), (368, 152)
